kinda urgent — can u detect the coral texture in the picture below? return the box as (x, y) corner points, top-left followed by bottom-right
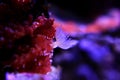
(0, 0), (55, 75)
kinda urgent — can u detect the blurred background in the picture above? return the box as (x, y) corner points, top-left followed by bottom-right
(48, 0), (119, 23)
(47, 0), (120, 80)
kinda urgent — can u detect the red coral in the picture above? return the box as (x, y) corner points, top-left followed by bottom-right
(0, 0), (54, 76)
(0, 16), (55, 74)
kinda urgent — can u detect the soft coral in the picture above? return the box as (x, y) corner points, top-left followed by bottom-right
(0, 0), (55, 76)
